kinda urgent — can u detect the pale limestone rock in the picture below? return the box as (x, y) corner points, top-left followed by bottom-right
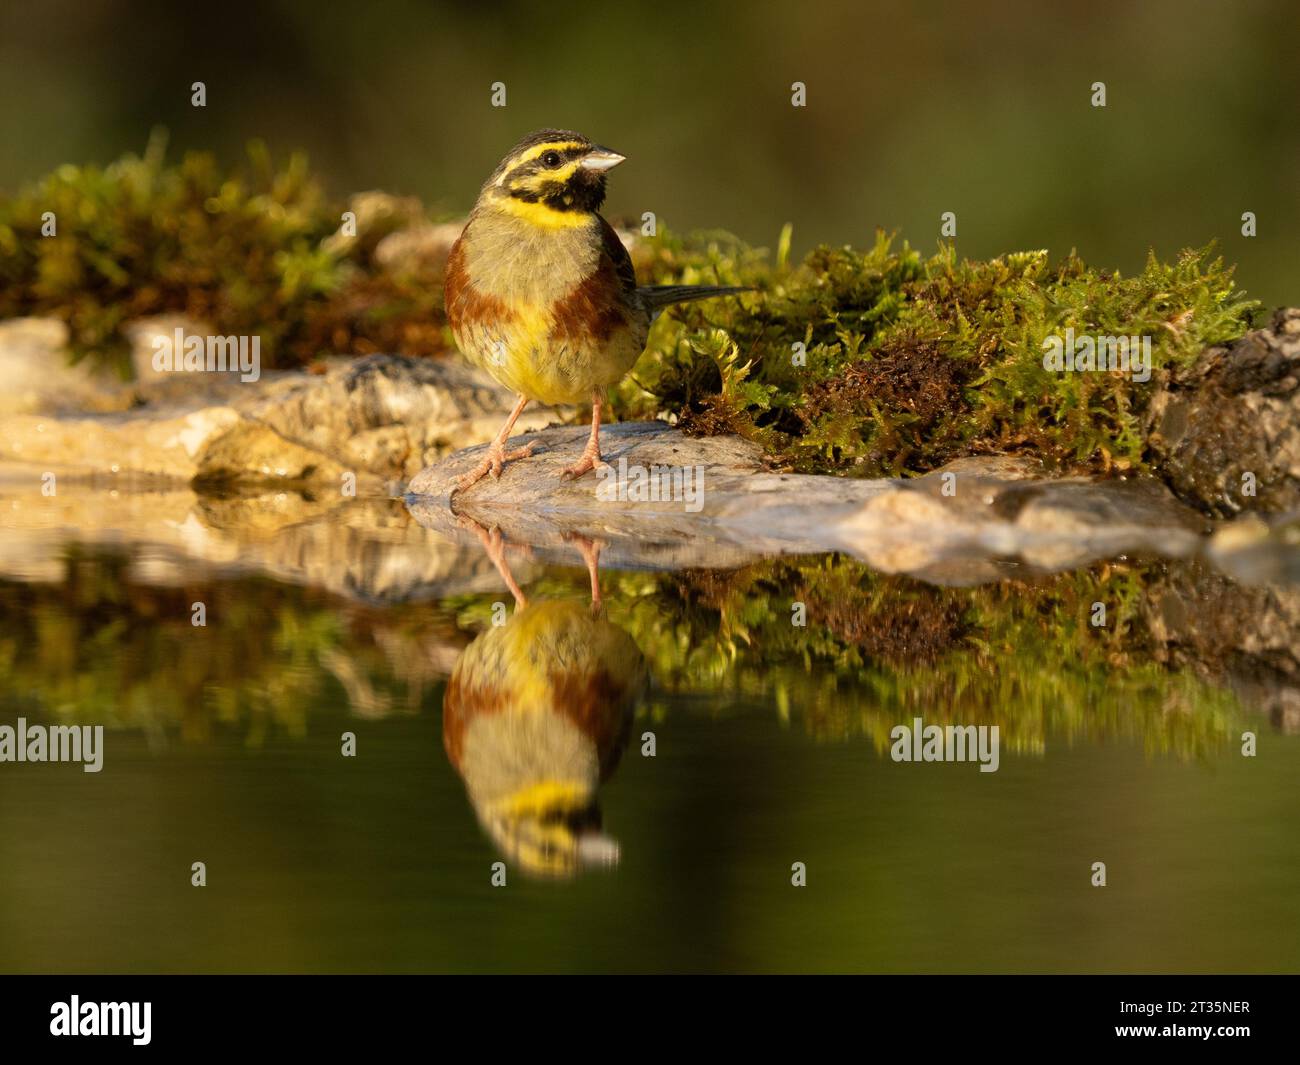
(0, 405), (244, 480)
(2, 316), (563, 487)
(0, 317), (126, 414)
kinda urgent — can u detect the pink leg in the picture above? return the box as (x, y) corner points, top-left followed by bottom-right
(453, 394), (537, 493)
(564, 532), (605, 612)
(459, 515), (528, 609)
(560, 391), (610, 480)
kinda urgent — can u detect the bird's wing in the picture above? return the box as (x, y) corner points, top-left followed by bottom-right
(597, 217), (751, 310)
(598, 216), (639, 297)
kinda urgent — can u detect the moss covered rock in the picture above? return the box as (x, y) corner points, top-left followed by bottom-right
(1, 140), (1292, 514)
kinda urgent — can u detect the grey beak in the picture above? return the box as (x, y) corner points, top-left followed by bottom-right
(575, 830), (620, 867)
(580, 148), (626, 172)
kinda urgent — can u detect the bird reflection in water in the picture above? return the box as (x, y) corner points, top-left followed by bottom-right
(443, 521), (647, 879)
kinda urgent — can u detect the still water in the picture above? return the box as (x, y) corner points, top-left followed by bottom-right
(1, 487), (1297, 973)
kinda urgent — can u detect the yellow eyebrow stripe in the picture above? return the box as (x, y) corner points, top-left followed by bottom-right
(516, 141), (586, 164)
(517, 159), (582, 186)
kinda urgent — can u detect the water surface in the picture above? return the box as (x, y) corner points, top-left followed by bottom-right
(1, 487), (1297, 973)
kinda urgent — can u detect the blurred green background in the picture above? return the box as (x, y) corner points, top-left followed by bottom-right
(0, 0), (1296, 304)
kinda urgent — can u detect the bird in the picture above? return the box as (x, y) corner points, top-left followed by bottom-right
(443, 520), (645, 877)
(443, 129), (748, 492)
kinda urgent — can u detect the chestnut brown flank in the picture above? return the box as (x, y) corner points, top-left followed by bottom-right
(444, 239), (514, 333)
(548, 257), (628, 346)
(442, 667), (633, 775)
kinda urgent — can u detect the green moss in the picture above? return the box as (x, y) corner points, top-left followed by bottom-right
(0, 132), (447, 375)
(617, 228), (1261, 477)
(0, 141), (1262, 474)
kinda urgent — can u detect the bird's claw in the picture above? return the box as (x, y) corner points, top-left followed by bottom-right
(560, 449), (609, 480)
(453, 440), (537, 493)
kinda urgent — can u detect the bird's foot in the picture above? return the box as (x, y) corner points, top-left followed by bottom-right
(562, 532), (607, 612)
(455, 513), (534, 560)
(455, 515), (528, 608)
(562, 530), (607, 563)
(454, 440), (537, 493)
(559, 446), (609, 481)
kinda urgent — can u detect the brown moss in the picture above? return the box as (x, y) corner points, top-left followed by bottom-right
(295, 272), (449, 362)
(677, 393), (759, 438)
(797, 335), (970, 434)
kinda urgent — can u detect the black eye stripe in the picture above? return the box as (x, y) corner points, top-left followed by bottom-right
(540, 147), (583, 167)
(505, 147), (589, 184)
(504, 161), (542, 183)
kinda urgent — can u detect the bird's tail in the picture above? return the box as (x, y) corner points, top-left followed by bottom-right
(637, 284), (752, 310)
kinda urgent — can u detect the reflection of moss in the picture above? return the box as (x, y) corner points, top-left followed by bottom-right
(0, 547), (435, 745)
(0, 549), (1242, 759)
(597, 556), (1242, 761)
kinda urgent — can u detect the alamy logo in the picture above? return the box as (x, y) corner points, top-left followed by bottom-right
(0, 718), (103, 772)
(50, 996), (151, 1045)
(151, 327), (261, 382)
(890, 717), (1000, 773)
(595, 457), (705, 513)
(1041, 327), (1152, 382)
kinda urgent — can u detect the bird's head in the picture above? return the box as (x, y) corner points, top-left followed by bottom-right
(481, 784), (621, 880)
(478, 129), (625, 226)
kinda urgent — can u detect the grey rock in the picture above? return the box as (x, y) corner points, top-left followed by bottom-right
(1148, 307), (1300, 515)
(0, 403), (246, 480)
(372, 221), (464, 273)
(405, 421), (1258, 582)
(321, 191), (438, 263)
(239, 353), (563, 486)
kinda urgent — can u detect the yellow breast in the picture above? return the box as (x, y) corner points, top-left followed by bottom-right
(444, 208), (649, 404)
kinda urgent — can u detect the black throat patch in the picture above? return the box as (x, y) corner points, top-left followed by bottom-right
(502, 141), (606, 213)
